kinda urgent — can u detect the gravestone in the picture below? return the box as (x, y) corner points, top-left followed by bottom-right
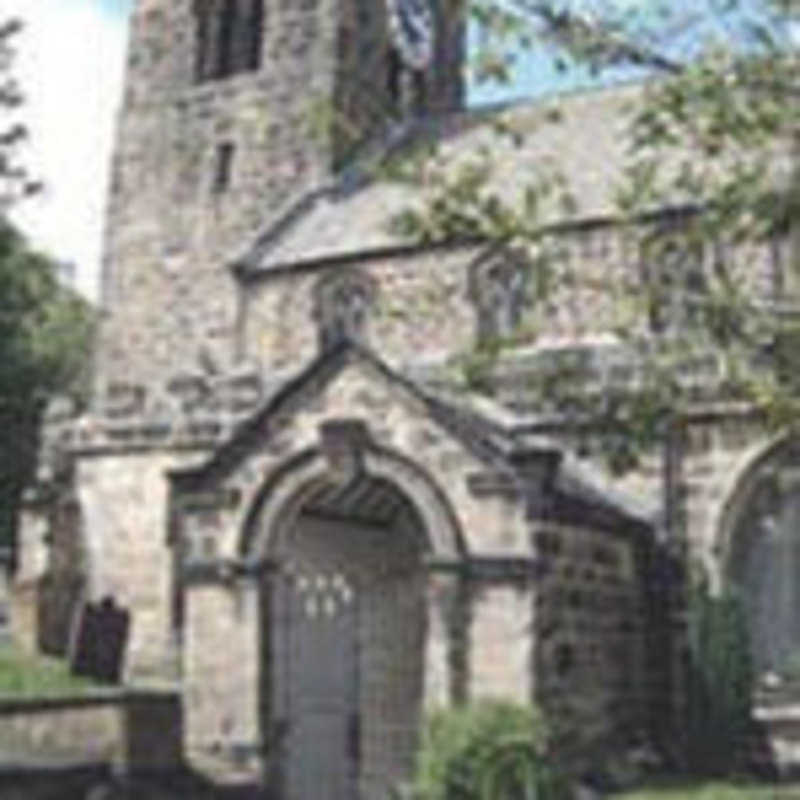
(70, 597), (130, 684)
(0, 547), (10, 643)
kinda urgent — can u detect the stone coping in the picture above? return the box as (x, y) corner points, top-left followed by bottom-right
(0, 685), (179, 713)
(0, 757), (111, 773)
(183, 553), (548, 584)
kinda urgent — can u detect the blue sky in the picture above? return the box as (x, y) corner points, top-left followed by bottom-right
(98, 0), (130, 14)
(7, 0), (796, 300)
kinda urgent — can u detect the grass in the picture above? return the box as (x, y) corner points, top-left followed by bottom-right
(613, 781), (800, 799)
(0, 643), (99, 696)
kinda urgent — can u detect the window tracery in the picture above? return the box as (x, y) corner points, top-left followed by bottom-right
(642, 228), (707, 335)
(468, 248), (530, 344)
(313, 270), (377, 350)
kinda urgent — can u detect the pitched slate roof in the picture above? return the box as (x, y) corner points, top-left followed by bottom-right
(233, 82), (646, 276)
(232, 74), (794, 279)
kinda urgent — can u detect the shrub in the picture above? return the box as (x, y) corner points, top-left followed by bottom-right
(411, 700), (571, 800)
(684, 579), (754, 776)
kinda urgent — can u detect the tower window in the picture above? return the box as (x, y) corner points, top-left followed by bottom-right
(212, 142), (235, 193)
(215, 0), (237, 79)
(195, 0), (264, 83)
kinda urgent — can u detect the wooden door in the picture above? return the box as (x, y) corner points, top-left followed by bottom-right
(272, 567), (359, 800)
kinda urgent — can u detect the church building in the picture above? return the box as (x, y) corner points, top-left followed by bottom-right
(10, 0), (800, 794)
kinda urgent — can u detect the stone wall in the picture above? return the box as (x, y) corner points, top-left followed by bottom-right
(242, 247), (478, 373)
(533, 522), (652, 768)
(8, 581), (37, 657)
(0, 689), (181, 772)
(99, 0), (337, 387)
(12, 499), (58, 657)
(182, 579), (260, 780)
(74, 450), (206, 682)
(239, 227), (644, 381)
(12, 451), (197, 679)
(37, 494), (86, 657)
(97, 0), (464, 392)
(468, 582), (535, 702)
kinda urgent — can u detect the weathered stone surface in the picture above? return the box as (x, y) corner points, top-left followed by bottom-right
(16, 0), (800, 786)
(0, 690), (181, 773)
(96, 0), (464, 393)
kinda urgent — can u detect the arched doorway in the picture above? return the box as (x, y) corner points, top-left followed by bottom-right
(250, 452), (451, 800)
(724, 439), (800, 687)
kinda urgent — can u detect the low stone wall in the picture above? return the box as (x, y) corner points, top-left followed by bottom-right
(0, 688), (182, 772)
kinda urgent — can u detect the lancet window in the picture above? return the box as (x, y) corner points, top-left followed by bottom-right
(468, 247), (530, 344)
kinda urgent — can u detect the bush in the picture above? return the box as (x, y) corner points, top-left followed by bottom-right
(684, 579), (754, 776)
(411, 700), (571, 800)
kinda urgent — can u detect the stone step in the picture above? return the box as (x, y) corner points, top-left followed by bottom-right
(752, 706), (800, 777)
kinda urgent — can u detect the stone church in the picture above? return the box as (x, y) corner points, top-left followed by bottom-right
(10, 0), (800, 795)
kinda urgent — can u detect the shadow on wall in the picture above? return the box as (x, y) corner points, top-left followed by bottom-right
(0, 765), (268, 800)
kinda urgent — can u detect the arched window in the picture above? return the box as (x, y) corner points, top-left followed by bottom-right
(195, 0), (264, 83)
(468, 247), (530, 344)
(641, 225), (707, 336)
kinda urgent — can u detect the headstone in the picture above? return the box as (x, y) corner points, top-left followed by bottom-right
(0, 547), (11, 642)
(70, 596), (130, 683)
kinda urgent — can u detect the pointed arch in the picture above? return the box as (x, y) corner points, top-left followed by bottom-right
(714, 433), (797, 570)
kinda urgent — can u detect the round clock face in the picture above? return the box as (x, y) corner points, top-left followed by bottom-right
(386, 0), (435, 70)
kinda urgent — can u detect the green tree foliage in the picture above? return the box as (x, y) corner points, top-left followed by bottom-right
(0, 17), (39, 211)
(0, 19), (94, 548)
(0, 223), (94, 401)
(390, 0), (800, 473)
(0, 223), (95, 550)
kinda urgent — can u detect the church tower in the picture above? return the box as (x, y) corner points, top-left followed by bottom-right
(96, 0), (464, 394)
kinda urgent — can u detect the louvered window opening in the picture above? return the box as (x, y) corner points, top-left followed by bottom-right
(195, 0), (264, 83)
